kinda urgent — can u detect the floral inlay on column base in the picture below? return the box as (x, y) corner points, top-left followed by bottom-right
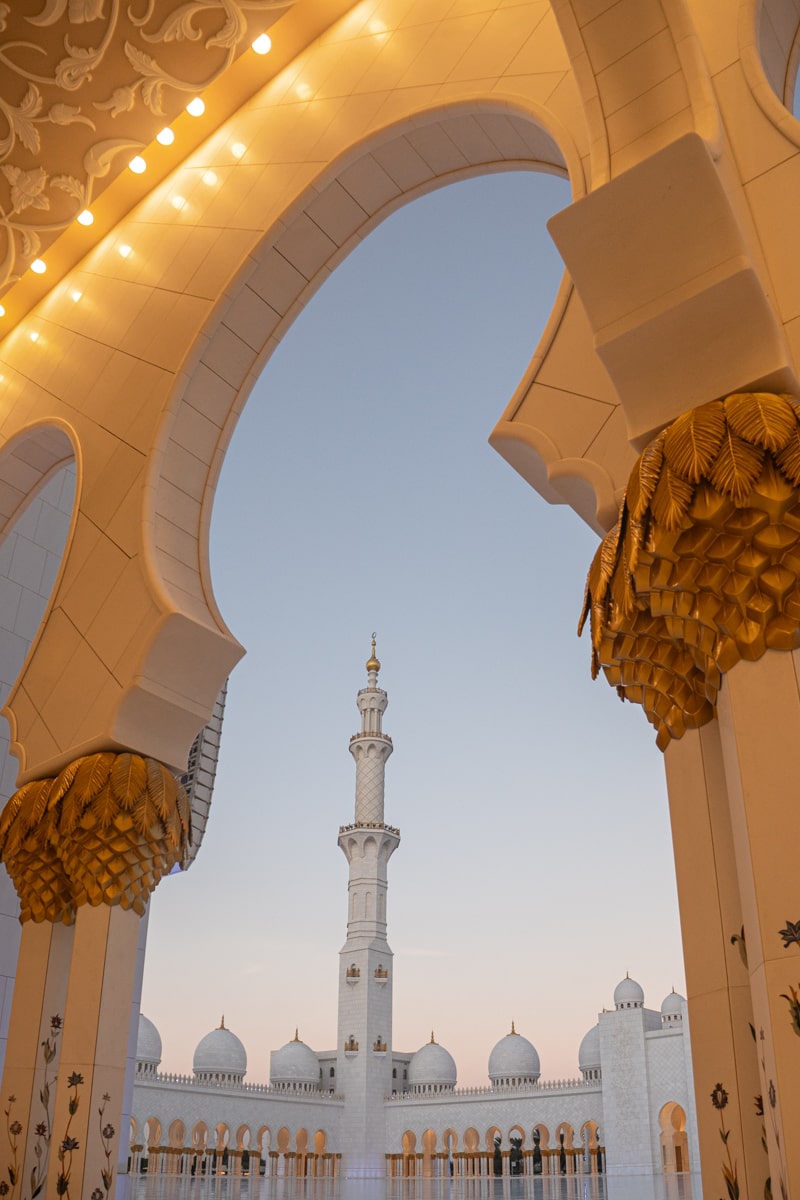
(580, 393), (800, 748)
(0, 751), (191, 923)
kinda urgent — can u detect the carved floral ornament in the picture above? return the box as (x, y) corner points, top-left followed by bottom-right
(0, 0), (294, 293)
(580, 392), (800, 749)
(0, 750), (191, 923)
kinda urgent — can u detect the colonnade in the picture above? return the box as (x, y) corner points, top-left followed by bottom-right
(387, 1148), (604, 1178)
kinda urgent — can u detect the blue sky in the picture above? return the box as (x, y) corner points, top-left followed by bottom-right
(140, 168), (684, 1088)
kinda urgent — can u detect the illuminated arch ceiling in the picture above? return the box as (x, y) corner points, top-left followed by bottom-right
(0, 0), (359, 305)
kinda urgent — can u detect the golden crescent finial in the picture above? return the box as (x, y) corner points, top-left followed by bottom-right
(366, 634), (381, 674)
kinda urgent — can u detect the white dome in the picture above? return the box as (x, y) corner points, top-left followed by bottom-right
(136, 1014), (162, 1065)
(488, 1025), (540, 1084)
(193, 1022), (247, 1081)
(661, 990), (685, 1021)
(614, 975), (644, 1009)
(578, 1025), (600, 1070)
(270, 1035), (320, 1088)
(408, 1038), (457, 1092)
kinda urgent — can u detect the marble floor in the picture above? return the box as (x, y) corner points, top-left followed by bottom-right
(127, 1174), (700, 1200)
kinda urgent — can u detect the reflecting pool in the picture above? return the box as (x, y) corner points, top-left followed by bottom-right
(129, 1173), (700, 1200)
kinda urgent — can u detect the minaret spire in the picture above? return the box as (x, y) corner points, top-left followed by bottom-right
(337, 638), (400, 1175)
(350, 633), (393, 826)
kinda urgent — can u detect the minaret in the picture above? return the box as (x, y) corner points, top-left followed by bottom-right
(336, 637), (400, 1176)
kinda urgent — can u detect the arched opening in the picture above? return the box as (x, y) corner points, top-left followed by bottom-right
(660, 1102), (690, 1173)
(421, 1128), (437, 1177)
(138, 123), (681, 1175)
(168, 1119), (185, 1148)
(402, 1129), (417, 1176)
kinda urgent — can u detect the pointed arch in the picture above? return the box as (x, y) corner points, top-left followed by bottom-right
(659, 1101), (690, 1172)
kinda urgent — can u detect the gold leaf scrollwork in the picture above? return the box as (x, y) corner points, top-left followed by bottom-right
(0, 0), (295, 290)
(0, 751), (191, 924)
(580, 392), (800, 749)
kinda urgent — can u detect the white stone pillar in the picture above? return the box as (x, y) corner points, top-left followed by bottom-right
(664, 724), (766, 1197)
(716, 651), (800, 1195)
(45, 905), (141, 1199)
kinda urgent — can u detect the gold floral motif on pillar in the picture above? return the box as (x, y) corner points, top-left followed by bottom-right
(580, 392), (800, 749)
(0, 752), (191, 923)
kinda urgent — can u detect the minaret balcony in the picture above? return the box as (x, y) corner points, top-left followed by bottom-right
(339, 821), (400, 837)
(373, 966), (389, 986)
(349, 732), (392, 745)
(344, 1037), (359, 1057)
(373, 1039), (387, 1055)
(345, 966), (361, 985)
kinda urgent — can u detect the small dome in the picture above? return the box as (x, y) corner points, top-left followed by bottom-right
(488, 1024), (540, 1085)
(614, 974), (644, 1009)
(578, 1025), (600, 1071)
(270, 1033), (320, 1089)
(661, 990), (685, 1021)
(408, 1035), (457, 1092)
(193, 1020), (247, 1082)
(137, 1014), (162, 1065)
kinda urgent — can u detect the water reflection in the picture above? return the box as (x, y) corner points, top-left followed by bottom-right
(130, 1173), (699, 1200)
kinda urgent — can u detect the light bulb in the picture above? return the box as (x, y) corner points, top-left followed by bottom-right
(157, 127), (175, 146)
(186, 97), (205, 117)
(77, 209), (94, 226)
(30, 259), (46, 274)
(129, 156), (147, 174)
(252, 33), (272, 54)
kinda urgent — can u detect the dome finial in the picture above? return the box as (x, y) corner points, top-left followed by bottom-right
(510, 1020), (517, 1035)
(294, 1028), (299, 1041)
(219, 1014), (226, 1030)
(430, 1030), (436, 1044)
(366, 633), (381, 675)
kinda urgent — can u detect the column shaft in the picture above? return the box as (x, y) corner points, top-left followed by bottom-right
(45, 904), (141, 1199)
(664, 725), (766, 1198)
(717, 652), (800, 1194)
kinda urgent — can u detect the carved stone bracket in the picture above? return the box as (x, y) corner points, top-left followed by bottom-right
(0, 751), (191, 923)
(580, 393), (800, 748)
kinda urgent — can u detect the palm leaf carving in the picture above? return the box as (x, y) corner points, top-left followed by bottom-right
(578, 575), (592, 636)
(111, 752), (147, 809)
(724, 391), (796, 452)
(597, 520), (622, 600)
(580, 391), (800, 751)
(24, 778), (54, 833)
(708, 429), (764, 503)
(0, 786), (32, 842)
(177, 786), (192, 845)
(651, 465), (694, 530)
(625, 515), (646, 579)
(663, 401), (725, 482)
(774, 424), (800, 486)
(48, 756), (85, 806)
(93, 782), (119, 829)
(60, 779), (93, 836)
(132, 792), (159, 839)
(73, 752), (114, 804)
(627, 433), (664, 521)
(145, 757), (169, 820)
(165, 803), (183, 849)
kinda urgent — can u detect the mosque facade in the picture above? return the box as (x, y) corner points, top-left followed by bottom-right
(131, 646), (699, 1181)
